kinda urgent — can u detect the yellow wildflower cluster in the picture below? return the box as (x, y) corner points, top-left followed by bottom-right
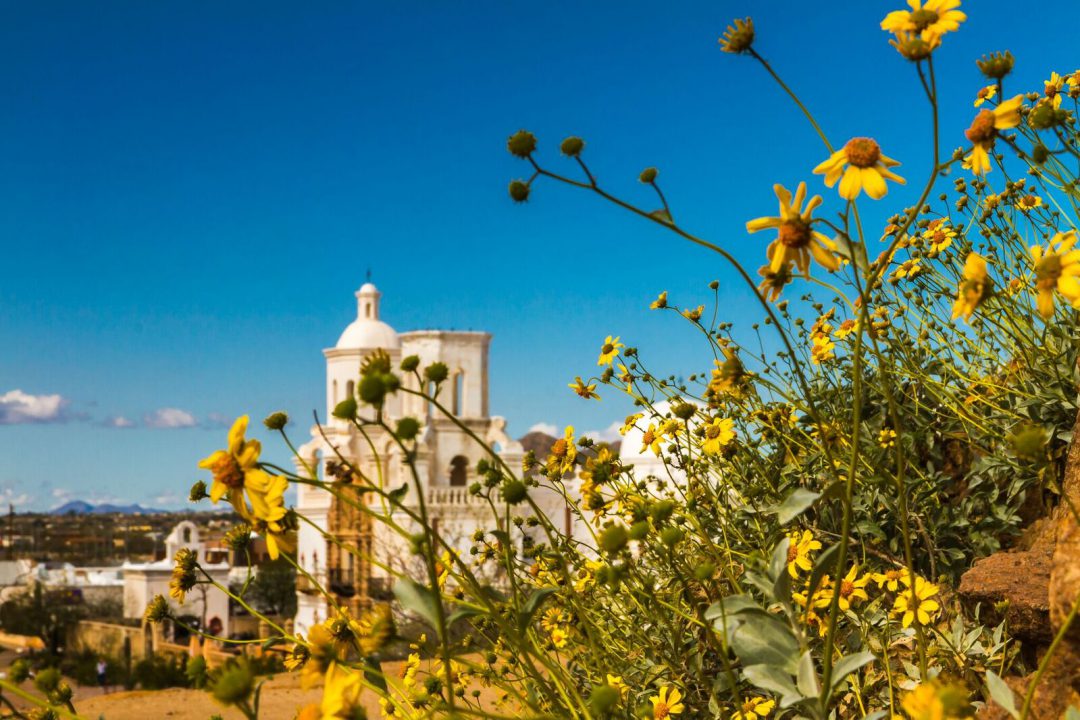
(809, 309), (837, 364)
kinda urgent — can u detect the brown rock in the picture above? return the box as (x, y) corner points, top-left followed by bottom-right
(1050, 517), (1080, 642)
(958, 547), (1054, 643)
(976, 644), (1080, 720)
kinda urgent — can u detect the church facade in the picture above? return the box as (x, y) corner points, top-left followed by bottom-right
(291, 283), (532, 634)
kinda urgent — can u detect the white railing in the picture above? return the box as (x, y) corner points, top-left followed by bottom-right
(426, 486), (485, 506)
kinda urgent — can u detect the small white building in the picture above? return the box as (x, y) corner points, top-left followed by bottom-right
(122, 520), (231, 636)
(292, 282), (569, 634)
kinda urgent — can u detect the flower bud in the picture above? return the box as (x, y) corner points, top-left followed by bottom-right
(359, 373), (389, 406)
(332, 396), (357, 421)
(560, 136), (585, 157)
(976, 51), (1014, 80)
(189, 480), (209, 503)
(509, 180), (531, 203)
(660, 526), (684, 548)
(262, 411), (288, 430)
(599, 524), (629, 554)
(144, 594), (170, 623)
(396, 416), (421, 441)
(629, 520), (651, 540)
(424, 362), (449, 385)
(500, 479), (528, 504)
(639, 167), (658, 183)
(719, 17), (754, 54)
(401, 354), (421, 372)
(589, 684), (620, 714)
(506, 130), (537, 158)
(209, 658), (255, 706)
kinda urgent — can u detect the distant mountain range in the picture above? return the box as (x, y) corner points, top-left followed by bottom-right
(49, 500), (169, 515)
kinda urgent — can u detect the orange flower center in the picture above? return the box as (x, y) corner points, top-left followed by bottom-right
(965, 109), (997, 144)
(551, 439), (568, 458)
(779, 219), (811, 248)
(1036, 255), (1062, 288)
(705, 423), (723, 440)
(655, 703), (670, 719)
(643, 430), (656, 445)
(601, 343), (614, 354)
(212, 454), (245, 488)
(787, 544), (799, 563)
(840, 580), (855, 597)
(844, 137), (882, 168)
(908, 8), (939, 30)
(1019, 195), (1039, 208)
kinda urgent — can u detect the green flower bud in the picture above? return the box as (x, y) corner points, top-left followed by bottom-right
(500, 479), (528, 504)
(34, 667), (61, 694)
(507, 130), (537, 158)
(332, 396), (357, 420)
(401, 354), (421, 372)
(599, 524), (629, 555)
(976, 50), (1014, 80)
(144, 594), (170, 623)
(209, 658), (255, 707)
(189, 480), (209, 503)
(359, 373), (389, 405)
(560, 136), (585, 157)
(1032, 144), (1050, 164)
(424, 362), (449, 385)
(262, 411), (288, 430)
(1009, 424), (1048, 459)
(639, 167), (658, 183)
(650, 499), (676, 523)
(672, 402), (697, 420)
(509, 180), (531, 203)
(660, 526), (684, 548)
(628, 520), (651, 540)
(395, 416), (421, 441)
(694, 560), (716, 580)
(9, 659), (30, 683)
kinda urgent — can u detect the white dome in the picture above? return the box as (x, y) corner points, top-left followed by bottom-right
(336, 319), (400, 349)
(335, 282), (401, 350)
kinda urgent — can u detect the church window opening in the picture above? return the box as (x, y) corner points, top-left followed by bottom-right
(453, 372), (464, 416)
(449, 455), (468, 486)
(346, 380), (355, 399)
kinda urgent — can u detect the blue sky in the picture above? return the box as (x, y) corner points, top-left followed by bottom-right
(2, 1), (1077, 510)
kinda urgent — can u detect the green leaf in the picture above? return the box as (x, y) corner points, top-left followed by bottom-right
(986, 670), (1020, 720)
(832, 232), (868, 272)
(1064, 706), (1080, 720)
(705, 595), (769, 625)
(830, 651), (875, 690)
(393, 578), (442, 631)
(772, 488), (821, 525)
(363, 654), (389, 693)
(446, 606), (484, 627)
(742, 664), (798, 700)
(797, 651), (819, 698)
(728, 614), (800, 675)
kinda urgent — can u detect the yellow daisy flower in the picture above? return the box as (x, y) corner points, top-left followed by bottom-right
(881, 0), (966, 40)
(810, 334), (836, 364)
(640, 424), (663, 456)
(733, 696), (775, 720)
(951, 252), (992, 321)
(1045, 71), (1065, 109)
(318, 664), (365, 719)
(650, 291), (668, 309)
(1031, 231), (1080, 319)
(879, 428), (898, 448)
(569, 376), (600, 400)
(747, 182), (839, 274)
(814, 138), (906, 201)
(892, 576), (941, 627)
(923, 219), (957, 257)
(620, 413), (643, 436)
(701, 417), (736, 455)
(963, 95), (1024, 174)
(872, 568), (910, 592)
(786, 530), (822, 578)
(597, 335), (624, 366)
(198, 415), (286, 522)
(757, 262), (794, 301)
(891, 259), (922, 281)
(650, 686), (685, 719)
(835, 566), (871, 611)
(550, 626), (569, 649)
(1016, 194), (1043, 213)
(974, 84), (997, 107)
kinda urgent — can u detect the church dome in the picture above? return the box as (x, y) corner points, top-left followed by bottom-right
(335, 282), (401, 350)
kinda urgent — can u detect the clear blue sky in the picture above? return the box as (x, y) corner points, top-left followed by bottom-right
(2, 1), (1077, 510)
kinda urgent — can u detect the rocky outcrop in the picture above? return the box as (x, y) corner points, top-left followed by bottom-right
(958, 546), (1054, 643)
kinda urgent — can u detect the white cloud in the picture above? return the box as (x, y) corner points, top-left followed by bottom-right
(527, 422), (559, 436)
(581, 421), (623, 444)
(102, 415), (135, 428)
(0, 487), (33, 509)
(0, 389), (70, 425)
(143, 408), (198, 429)
(151, 492), (183, 507)
(205, 413), (233, 428)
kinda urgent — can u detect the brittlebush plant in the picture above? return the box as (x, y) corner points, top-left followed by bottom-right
(7, 5), (1080, 720)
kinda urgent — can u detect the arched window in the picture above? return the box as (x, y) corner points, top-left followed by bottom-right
(346, 380), (355, 399)
(449, 456), (468, 486)
(332, 379), (338, 404)
(452, 372), (464, 416)
(182, 527), (191, 543)
(427, 381), (437, 418)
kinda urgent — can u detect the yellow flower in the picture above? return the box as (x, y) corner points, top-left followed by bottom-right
(1016, 194), (1043, 213)
(709, 348), (748, 397)
(983, 192), (1001, 210)
(879, 428), (898, 448)
(786, 530), (822, 578)
(620, 413), (642, 436)
(901, 680), (971, 720)
(974, 84), (997, 107)
(682, 305), (704, 322)
(547, 426), (577, 475)
(198, 415), (286, 521)
(733, 696), (776, 720)
(597, 335), (624, 366)
(569, 376), (600, 400)
(650, 686), (685, 719)
(757, 262), (794, 301)
(923, 219), (957, 257)
(748, 182), (839, 274)
(300, 623), (341, 689)
(550, 626), (569, 649)
(616, 363), (634, 392)
(650, 291), (668, 309)
(1030, 231), (1080, 319)
(810, 334), (836, 364)
(607, 674), (629, 699)
(702, 417), (736, 455)
(640, 424), (663, 456)
(319, 664), (365, 719)
(951, 252), (992, 321)
(963, 95), (1024, 174)
(881, 0), (966, 41)
(814, 138), (906, 201)
(872, 568), (910, 592)
(401, 652), (421, 690)
(835, 565), (871, 611)
(833, 318), (859, 339)
(1045, 71), (1065, 109)
(719, 17), (754, 54)
(892, 575), (941, 627)
(891, 259), (922, 282)
(252, 515), (295, 561)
